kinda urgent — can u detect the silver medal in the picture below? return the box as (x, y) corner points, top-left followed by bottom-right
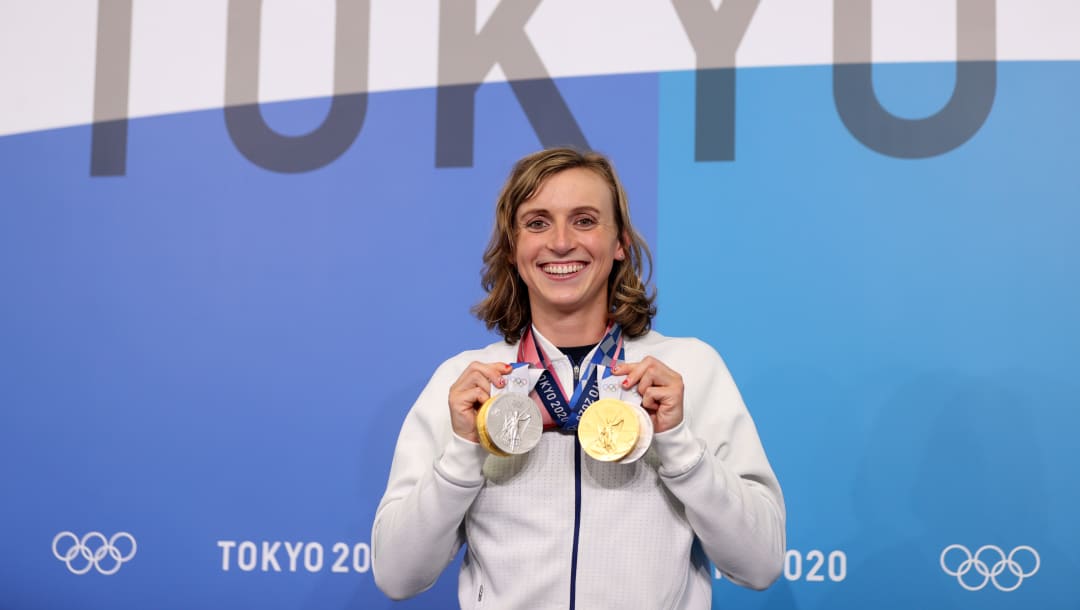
(486, 393), (543, 455)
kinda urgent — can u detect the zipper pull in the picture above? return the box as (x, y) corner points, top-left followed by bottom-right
(573, 364), (580, 386)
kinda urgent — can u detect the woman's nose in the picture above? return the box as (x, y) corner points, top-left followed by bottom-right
(548, 220), (574, 253)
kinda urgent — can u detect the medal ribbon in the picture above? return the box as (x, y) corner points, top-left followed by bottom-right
(518, 324), (624, 430)
(598, 366), (642, 406)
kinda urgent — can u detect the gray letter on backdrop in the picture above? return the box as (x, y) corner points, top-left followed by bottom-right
(436, 0), (588, 167)
(672, 0), (760, 162)
(225, 0), (370, 173)
(834, 0), (996, 158)
(91, 0), (133, 176)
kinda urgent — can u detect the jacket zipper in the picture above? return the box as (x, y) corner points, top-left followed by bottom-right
(569, 436), (582, 609)
(569, 358), (582, 609)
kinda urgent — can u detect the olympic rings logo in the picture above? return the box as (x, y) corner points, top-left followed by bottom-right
(52, 531), (137, 575)
(940, 544), (1039, 591)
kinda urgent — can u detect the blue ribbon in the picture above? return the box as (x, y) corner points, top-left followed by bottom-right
(530, 325), (624, 430)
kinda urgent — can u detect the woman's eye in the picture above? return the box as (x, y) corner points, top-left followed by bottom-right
(574, 216), (597, 227)
(524, 218), (548, 230)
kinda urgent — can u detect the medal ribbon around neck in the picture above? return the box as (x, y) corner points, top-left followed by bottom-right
(518, 323), (624, 430)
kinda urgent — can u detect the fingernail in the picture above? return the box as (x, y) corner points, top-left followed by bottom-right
(622, 379), (630, 387)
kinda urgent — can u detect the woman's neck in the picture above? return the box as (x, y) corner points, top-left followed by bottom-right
(531, 309), (608, 347)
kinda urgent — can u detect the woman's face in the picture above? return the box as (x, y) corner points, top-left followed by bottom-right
(512, 167), (625, 326)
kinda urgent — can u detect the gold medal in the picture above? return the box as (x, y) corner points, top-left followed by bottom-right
(577, 398), (640, 462)
(476, 396), (510, 457)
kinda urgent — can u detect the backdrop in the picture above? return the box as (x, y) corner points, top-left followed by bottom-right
(2, 2), (1078, 609)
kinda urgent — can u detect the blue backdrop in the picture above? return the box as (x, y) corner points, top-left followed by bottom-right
(2, 60), (1078, 608)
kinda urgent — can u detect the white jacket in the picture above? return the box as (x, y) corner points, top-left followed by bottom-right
(372, 329), (785, 609)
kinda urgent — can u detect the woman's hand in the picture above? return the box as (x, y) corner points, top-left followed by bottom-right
(448, 361), (512, 442)
(611, 358), (684, 434)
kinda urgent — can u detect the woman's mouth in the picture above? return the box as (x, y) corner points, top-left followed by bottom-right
(541, 262), (586, 277)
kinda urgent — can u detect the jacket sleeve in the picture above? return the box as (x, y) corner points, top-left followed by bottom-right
(370, 358), (489, 600)
(651, 339), (787, 590)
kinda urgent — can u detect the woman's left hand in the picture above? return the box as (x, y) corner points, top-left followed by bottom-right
(610, 358), (684, 434)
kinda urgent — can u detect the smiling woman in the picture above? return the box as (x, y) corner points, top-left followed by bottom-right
(511, 167), (626, 335)
(371, 148), (786, 609)
(475, 148), (655, 345)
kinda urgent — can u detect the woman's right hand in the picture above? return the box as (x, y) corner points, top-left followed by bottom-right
(448, 362), (512, 443)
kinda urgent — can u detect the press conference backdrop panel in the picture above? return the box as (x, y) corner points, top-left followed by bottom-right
(1, 2), (1077, 609)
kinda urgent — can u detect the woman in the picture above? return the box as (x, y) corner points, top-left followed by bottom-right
(372, 148), (785, 608)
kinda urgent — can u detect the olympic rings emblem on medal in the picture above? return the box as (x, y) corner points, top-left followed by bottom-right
(939, 544), (1039, 591)
(52, 531), (137, 575)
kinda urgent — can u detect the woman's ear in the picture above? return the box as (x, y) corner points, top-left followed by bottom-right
(615, 232), (628, 261)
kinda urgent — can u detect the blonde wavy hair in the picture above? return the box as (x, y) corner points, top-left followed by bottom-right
(473, 148), (656, 343)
